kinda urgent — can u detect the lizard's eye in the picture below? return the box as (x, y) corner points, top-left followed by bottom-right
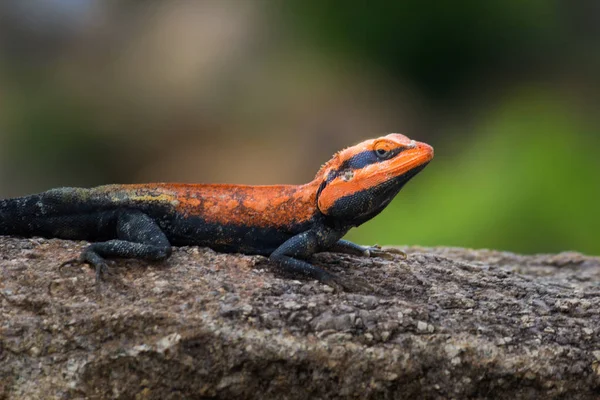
(375, 147), (393, 159)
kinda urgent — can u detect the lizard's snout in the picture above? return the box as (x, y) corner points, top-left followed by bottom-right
(417, 141), (434, 161)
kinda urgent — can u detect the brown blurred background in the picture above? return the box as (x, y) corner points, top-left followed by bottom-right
(0, 1), (598, 254)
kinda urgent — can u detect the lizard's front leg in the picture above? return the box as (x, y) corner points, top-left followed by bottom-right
(269, 231), (372, 291)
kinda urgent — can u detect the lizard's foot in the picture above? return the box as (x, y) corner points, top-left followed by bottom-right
(364, 244), (407, 260)
(58, 256), (112, 285)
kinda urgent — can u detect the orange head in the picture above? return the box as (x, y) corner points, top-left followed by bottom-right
(315, 133), (433, 224)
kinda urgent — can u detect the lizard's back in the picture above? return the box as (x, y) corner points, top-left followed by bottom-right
(95, 183), (319, 228)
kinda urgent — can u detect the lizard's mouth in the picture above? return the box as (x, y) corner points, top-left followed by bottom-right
(371, 161), (430, 204)
(340, 159), (431, 224)
(394, 161), (430, 185)
(386, 141), (434, 179)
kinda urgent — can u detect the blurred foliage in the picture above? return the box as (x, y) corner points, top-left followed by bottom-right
(282, 0), (562, 96)
(349, 90), (600, 254)
(0, 1), (598, 254)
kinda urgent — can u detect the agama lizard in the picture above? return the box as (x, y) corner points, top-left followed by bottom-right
(0, 134), (433, 290)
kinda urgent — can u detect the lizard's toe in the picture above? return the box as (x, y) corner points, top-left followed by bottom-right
(94, 262), (111, 282)
(58, 257), (82, 274)
(365, 245), (407, 260)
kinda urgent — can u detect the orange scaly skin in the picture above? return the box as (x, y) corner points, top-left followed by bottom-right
(0, 134), (433, 290)
(96, 182), (321, 228)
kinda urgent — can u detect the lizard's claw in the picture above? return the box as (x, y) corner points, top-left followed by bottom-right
(94, 262), (111, 283)
(58, 257), (83, 275)
(364, 245), (407, 260)
(58, 257), (113, 284)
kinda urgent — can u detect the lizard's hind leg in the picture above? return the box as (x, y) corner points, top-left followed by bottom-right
(76, 210), (172, 284)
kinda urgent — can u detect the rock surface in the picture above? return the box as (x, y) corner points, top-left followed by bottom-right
(1, 236), (599, 399)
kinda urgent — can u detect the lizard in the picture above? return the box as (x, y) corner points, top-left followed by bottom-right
(0, 133), (433, 290)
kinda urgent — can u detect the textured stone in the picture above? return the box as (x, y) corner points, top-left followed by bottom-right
(1, 237), (600, 399)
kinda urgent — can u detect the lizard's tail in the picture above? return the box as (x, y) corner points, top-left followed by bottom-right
(0, 189), (86, 237)
(0, 199), (6, 234)
(0, 195), (44, 236)
(1, 188), (108, 239)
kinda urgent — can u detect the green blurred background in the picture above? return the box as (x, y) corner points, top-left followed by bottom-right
(0, 1), (598, 254)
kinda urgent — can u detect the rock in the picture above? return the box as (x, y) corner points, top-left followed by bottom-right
(1, 237), (600, 399)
